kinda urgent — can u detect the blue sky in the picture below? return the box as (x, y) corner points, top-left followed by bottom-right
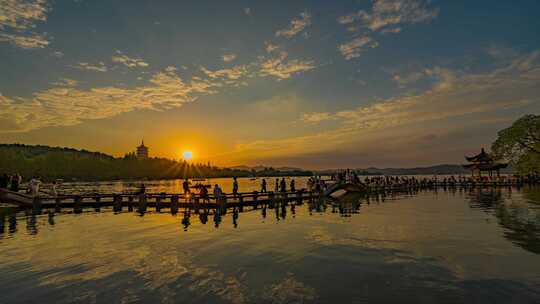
(1, 0), (539, 168)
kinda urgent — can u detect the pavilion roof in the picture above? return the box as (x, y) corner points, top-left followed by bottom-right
(465, 148), (493, 163)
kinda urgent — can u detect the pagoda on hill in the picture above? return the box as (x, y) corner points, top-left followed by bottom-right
(462, 148), (507, 177)
(136, 140), (149, 159)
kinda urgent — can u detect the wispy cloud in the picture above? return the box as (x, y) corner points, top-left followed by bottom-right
(200, 65), (249, 81)
(337, 0), (438, 59)
(338, 36), (378, 60)
(338, 0), (438, 32)
(265, 41), (279, 53)
(111, 50), (149, 68)
(0, 68), (220, 132)
(259, 51), (316, 80)
(222, 53), (237, 62)
(301, 112), (334, 123)
(0, 32), (49, 48)
(0, 0), (51, 49)
(235, 51), (540, 159)
(275, 11), (311, 39)
(50, 78), (79, 87)
(391, 66), (454, 88)
(70, 62), (108, 72)
(52, 50), (64, 58)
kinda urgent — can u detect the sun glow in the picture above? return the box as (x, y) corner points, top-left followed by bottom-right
(182, 150), (193, 161)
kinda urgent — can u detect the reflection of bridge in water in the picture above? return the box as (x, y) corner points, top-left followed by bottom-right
(2, 185), (540, 254)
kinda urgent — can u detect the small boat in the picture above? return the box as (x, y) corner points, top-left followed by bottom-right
(323, 182), (366, 197)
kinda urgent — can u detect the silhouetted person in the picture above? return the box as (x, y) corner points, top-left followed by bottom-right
(261, 179), (267, 192)
(213, 184), (222, 197)
(0, 174), (8, 189)
(290, 179), (296, 192)
(280, 178), (286, 192)
(136, 183), (146, 195)
(200, 185), (209, 203)
(10, 174), (21, 192)
(183, 178), (191, 194)
(232, 177), (239, 197)
(274, 178), (279, 192)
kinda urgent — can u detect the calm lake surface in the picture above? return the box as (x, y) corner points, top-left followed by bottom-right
(1, 178), (540, 303)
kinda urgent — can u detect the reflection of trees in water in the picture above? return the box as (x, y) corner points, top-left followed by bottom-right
(467, 187), (540, 254)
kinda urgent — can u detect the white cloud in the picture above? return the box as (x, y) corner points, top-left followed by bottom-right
(234, 51), (540, 158)
(51, 78), (78, 87)
(112, 50), (149, 68)
(0, 0), (51, 49)
(0, 68), (221, 132)
(259, 51), (316, 80)
(70, 62), (108, 72)
(275, 11), (311, 39)
(338, 0), (438, 32)
(391, 66), (456, 88)
(265, 41), (279, 53)
(338, 36), (378, 60)
(165, 66), (177, 72)
(0, 32), (49, 48)
(301, 112), (334, 123)
(200, 65), (249, 81)
(222, 53), (237, 62)
(337, 0), (438, 59)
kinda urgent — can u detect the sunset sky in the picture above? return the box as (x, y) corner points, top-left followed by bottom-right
(1, 0), (539, 169)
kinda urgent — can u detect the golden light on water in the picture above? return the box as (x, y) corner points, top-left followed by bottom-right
(182, 150), (193, 161)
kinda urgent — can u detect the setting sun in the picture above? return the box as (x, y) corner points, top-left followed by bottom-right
(182, 150), (193, 161)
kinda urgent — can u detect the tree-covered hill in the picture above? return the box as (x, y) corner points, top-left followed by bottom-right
(0, 144), (312, 181)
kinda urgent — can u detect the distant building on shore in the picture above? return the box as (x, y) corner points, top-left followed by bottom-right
(136, 140), (149, 159)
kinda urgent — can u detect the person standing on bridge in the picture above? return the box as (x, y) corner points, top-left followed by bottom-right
(274, 178), (279, 192)
(183, 178), (191, 194)
(232, 177), (239, 197)
(261, 179), (267, 192)
(51, 180), (59, 197)
(290, 179), (296, 192)
(29, 176), (41, 196)
(10, 174), (21, 192)
(136, 183), (146, 195)
(280, 178), (286, 192)
(0, 173), (8, 189)
(213, 184), (223, 199)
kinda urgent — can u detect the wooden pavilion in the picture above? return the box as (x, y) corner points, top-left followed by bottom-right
(462, 148), (508, 177)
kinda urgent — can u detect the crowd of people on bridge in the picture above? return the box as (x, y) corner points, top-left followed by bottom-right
(330, 169), (540, 189)
(4, 171), (540, 202)
(0, 173), (45, 196)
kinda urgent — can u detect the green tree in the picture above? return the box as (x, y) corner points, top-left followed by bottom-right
(492, 114), (540, 173)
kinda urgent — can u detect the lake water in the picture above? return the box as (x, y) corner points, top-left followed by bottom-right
(42, 176), (314, 195)
(1, 181), (540, 303)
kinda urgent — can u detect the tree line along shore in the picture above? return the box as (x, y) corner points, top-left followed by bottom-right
(0, 144), (313, 182)
(1, 114), (538, 182)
